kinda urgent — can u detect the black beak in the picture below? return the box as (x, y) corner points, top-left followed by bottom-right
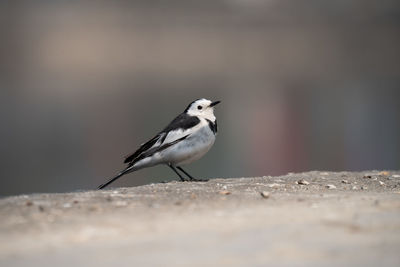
(210, 101), (221, 107)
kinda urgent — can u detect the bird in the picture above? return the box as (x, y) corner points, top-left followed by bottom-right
(97, 98), (220, 189)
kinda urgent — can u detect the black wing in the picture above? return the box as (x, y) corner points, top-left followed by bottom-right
(123, 113), (200, 164)
(129, 134), (190, 164)
(124, 134), (162, 164)
(162, 113), (200, 133)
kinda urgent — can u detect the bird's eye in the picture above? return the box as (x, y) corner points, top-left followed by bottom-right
(197, 105), (203, 110)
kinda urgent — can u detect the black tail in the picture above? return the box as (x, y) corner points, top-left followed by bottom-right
(97, 168), (131, 190)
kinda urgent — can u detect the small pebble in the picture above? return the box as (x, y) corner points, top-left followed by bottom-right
(361, 186), (368, 190)
(379, 171), (390, 176)
(352, 186), (358, 190)
(296, 179), (310, 185)
(379, 181), (385, 186)
(267, 183), (282, 188)
(260, 191), (270, 199)
(219, 190), (231, 195)
(26, 201), (33, 206)
(63, 203), (72, 208)
(391, 174), (400, 178)
(326, 184), (336, 189)
(363, 175), (372, 179)
(320, 172), (329, 176)
(341, 180), (350, 184)
(222, 185), (228, 190)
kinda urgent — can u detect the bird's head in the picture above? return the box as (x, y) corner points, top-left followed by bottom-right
(184, 98), (220, 121)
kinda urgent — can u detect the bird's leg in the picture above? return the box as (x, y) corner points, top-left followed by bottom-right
(176, 166), (209, 182)
(168, 164), (187, 182)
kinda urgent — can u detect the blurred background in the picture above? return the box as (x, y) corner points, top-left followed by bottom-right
(1, 0), (399, 196)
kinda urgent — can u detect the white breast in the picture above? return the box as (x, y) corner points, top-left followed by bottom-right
(159, 120), (216, 166)
(130, 118), (216, 170)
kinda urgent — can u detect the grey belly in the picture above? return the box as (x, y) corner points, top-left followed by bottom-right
(159, 127), (215, 165)
(131, 126), (215, 170)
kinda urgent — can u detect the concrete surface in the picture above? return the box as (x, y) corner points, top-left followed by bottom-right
(1, 171), (400, 266)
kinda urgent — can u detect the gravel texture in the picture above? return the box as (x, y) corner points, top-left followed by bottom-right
(1, 171), (400, 266)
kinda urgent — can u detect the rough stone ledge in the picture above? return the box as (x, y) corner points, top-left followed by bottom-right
(1, 171), (400, 267)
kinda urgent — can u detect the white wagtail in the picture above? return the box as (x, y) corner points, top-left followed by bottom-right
(98, 98), (220, 189)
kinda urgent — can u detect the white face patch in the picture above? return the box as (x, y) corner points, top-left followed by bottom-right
(186, 99), (216, 121)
